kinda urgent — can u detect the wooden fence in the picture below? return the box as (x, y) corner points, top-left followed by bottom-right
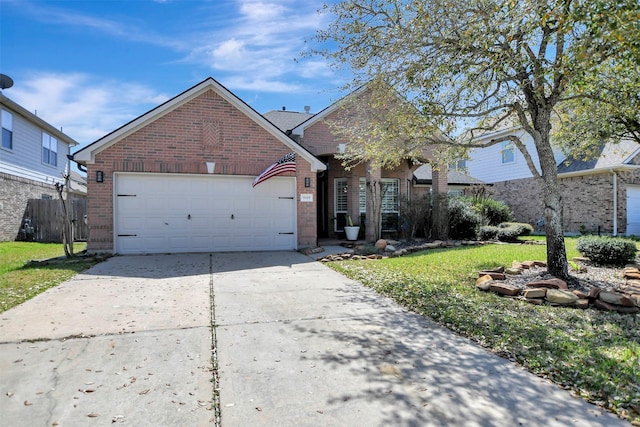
(19, 198), (88, 243)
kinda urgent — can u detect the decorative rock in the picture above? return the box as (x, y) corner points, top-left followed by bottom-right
(594, 299), (639, 313)
(523, 288), (546, 299)
(533, 260), (547, 267)
(489, 282), (521, 296)
(476, 275), (494, 291)
(594, 299), (617, 311)
(526, 298), (544, 305)
(384, 245), (396, 252)
(572, 256), (590, 263)
(575, 299), (590, 309)
(526, 278), (568, 290)
(375, 239), (387, 250)
(599, 291), (636, 307)
(511, 261), (524, 270)
(546, 289), (579, 305)
(505, 267), (522, 275)
(588, 287), (601, 299)
(485, 266), (505, 273)
(521, 261), (535, 269)
(367, 254), (378, 259)
(630, 295), (640, 307)
(572, 290), (588, 299)
(426, 240), (444, 248)
(622, 267), (640, 280)
(479, 271), (506, 280)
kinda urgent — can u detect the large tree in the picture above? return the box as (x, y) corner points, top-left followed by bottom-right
(311, 0), (639, 279)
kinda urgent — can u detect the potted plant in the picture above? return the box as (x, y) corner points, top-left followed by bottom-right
(344, 214), (360, 241)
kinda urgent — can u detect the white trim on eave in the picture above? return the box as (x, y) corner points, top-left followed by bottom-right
(558, 164), (640, 179)
(74, 78), (326, 172)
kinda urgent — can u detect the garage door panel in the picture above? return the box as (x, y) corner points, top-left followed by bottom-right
(115, 174), (296, 254)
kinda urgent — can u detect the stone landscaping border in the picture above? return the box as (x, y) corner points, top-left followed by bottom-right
(477, 263), (640, 313)
(311, 238), (640, 314)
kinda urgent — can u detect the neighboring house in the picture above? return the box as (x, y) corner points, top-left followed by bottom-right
(413, 164), (485, 197)
(467, 127), (640, 236)
(74, 78), (326, 254)
(0, 93), (79, 241)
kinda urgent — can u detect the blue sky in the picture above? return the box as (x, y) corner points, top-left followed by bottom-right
(0, 0), (346, 149)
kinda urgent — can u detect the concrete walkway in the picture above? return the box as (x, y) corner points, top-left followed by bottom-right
(0, 251), (630, 426)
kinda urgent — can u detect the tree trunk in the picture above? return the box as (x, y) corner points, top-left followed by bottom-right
(365, 164), (382, 242)
(534, 116), (569, 279)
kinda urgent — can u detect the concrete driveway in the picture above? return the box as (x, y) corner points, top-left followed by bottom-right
(0, 254), (215, 426)
(0, 251), (629, 426)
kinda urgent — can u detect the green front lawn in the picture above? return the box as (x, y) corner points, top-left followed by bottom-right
(0, 242), (100, 313)
(329, 238), (640, 424)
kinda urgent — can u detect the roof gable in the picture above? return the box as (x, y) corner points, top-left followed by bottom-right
(74, 77), (325, 171)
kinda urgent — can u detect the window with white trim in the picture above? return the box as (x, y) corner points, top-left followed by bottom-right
(358, 178), (400, 232)
(2, 109), (13, 150)
(42, 132), (58, 166)
(501, 141), (515, 164)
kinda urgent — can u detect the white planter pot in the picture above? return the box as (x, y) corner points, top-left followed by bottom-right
(344, 226), (360, 241)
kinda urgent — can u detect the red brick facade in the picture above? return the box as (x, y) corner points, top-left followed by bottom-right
(84, 87), (317, 252)
(489, 168), (640, 235)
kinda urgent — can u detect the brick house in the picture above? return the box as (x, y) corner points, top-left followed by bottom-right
(74, 78), (325, 254)
(74, 78), (451, 254)
(467, 127), (640, 236)
(1, 93), (79, 241)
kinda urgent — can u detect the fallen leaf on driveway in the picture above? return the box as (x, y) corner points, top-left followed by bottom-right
(24, 400), (32, 406)
(87, 412), (99, 417)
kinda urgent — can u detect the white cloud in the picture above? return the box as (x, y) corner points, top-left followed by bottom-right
(185, 0), (330, 91)
(7, 72), (170, 146)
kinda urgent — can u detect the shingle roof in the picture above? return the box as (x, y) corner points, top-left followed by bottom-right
(413, 164), (485, 185)
(557, 139), (639, 173)
(263, 110), (314, 133)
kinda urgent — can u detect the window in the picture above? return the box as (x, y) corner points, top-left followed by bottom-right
(358, 178), (400, 232)
(501, 141), (515, 164)
(334, 178), (348, 231)
(42, 132), (58, 166)
(1, 109), (12, 150)
(448, 189), (465, 197)
(448, 159), (467, 172)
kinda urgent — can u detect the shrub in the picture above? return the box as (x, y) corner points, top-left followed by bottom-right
(576, 236), (638, 266)
(474, 198), (513, 226)
(479, 222), (534, 242)
(478, 225), (499, 240)
(399, 194), (431, 240)
(447, 197), (483, 239)
(498, 222), (533, 236)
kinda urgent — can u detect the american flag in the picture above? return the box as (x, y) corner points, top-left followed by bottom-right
(252, 152), (296, 187)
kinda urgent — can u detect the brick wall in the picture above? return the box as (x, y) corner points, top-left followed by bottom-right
(86, 89), (315, 252)
(0, 172), (59, 241)
(489, 168), (640, 234)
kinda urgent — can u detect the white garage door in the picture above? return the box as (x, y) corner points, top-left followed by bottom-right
(627, 186), (640, 236)
(115, 173), (296, 254)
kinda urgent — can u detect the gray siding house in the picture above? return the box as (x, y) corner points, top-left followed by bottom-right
(1, 93), (79, 241)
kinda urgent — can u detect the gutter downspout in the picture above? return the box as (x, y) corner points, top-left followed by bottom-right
(611, 169), (618, 236)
